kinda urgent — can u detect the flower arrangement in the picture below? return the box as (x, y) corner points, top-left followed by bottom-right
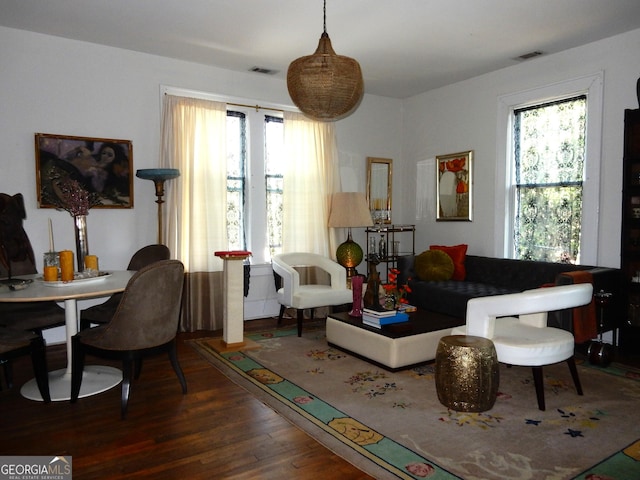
(45, 175), (101, 216)
(382, 268), (412, 308)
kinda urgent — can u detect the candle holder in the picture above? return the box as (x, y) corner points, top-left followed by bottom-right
(43, 251), (59, 281)
(43, 251), (59, 268)
(349, 274), (364, 317)
(587, 290), (613, 366)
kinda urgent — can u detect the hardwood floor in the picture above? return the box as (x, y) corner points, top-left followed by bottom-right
(3, 317), (638, 479)
(0, 317), (372, 479)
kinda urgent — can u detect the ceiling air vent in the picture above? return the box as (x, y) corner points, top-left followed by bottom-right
(515, 51), (543, 61)
(249, 66), (278, 75)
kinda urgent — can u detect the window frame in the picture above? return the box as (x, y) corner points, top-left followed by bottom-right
(495, 73), (603, 264)
(264, 114), (284, 258)
(513, 95), (586, 262)
(225, 110), (248, 253)
(225, 105), (284, 265)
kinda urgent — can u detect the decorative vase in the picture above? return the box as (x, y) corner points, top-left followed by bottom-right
(73, 214), (89, 272)
(349, 275), (364, 317)
(363, 262), (381, 309)
(384, 290), (398, 310)
(378, 235), (386, 258)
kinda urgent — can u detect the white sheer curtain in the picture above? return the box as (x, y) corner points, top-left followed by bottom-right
(160, 94), (228, 331)
(282, 111), (340, 257)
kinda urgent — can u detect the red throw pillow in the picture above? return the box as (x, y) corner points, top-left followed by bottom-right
(429, 244), (468, 281)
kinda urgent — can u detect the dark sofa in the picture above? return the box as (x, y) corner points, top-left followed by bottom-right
(397, 254), (623, 333)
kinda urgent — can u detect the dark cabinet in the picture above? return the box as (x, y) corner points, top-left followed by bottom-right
(620, 108), (640, 355)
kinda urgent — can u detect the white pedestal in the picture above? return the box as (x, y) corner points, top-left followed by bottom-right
(214, 251), (252, 348)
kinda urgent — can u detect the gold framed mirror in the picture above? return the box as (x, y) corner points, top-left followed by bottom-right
(366, 157), (392, 224)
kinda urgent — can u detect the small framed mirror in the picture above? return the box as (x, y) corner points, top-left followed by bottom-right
(366, 157), (392, 224)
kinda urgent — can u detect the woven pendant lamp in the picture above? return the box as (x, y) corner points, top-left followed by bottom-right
(287, 0), (364, 121)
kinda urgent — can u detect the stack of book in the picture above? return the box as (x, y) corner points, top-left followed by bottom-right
(362, 307), (410, 329)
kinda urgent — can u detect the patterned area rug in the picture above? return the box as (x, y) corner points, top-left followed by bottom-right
(190, 327), (640, 480)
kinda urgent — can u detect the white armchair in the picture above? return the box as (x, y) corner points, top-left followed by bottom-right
(272, 252), (353, 337)
(451, 283), (593, 410)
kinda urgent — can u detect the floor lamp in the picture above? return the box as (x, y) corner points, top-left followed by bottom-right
(328, 192), (374, 280)
(136, 168), (180, 245)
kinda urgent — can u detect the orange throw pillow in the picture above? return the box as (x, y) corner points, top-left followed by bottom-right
(429, 244), (468, 281)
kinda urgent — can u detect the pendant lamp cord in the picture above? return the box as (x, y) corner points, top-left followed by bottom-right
(323, 0), (327, 34)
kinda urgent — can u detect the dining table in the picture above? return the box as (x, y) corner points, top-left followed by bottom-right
(0, 270), (135, 401)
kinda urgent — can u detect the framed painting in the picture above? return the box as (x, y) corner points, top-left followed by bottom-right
(436, 150), (472, 221)
(35, 133), (133, 209)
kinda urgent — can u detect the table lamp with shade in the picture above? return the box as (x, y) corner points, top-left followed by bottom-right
(328, 192), (373, 280)
(136, 168), (180, 244)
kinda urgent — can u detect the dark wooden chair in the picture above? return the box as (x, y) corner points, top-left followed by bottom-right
(79, 244), (170, 330)
(0, 192), (65, 335)
(71, 260), (186, 419)
(0, 327), (51, 402)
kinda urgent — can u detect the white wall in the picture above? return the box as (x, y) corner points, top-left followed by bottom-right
(333, 94), (404, 261)
(401, 28), (640, 268)
(0, 26), (402, 327)
(2, 25), (638, 333)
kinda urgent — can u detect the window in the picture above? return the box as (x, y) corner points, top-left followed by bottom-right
(495, 73), (603, 265)
(226, 111), (246, 251)
(161, 85), (338, 264)
(513, 96), (586, 262)
(264, 115), (284, 258)
(225, 108), (284, 263)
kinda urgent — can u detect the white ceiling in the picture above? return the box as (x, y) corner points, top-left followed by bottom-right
(2, 0), (640, 98)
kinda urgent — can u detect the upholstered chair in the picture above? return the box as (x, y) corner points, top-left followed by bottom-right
(71, 260), (186, 419)
(272, 252), (352, 336)
(0, 327), (50, 402)
(0, 192), (66, 334)
(451, 283), (593, 410)
(79, 244), (170, 330)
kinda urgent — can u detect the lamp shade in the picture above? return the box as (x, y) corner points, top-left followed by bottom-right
(136, 168), (180, 245)
(329, 192), (373, 279)
(328, 192), (373, 228)
(136, 168), (181, 181)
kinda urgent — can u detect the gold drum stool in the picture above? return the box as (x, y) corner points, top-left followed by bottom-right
(435, 335), (499, 412)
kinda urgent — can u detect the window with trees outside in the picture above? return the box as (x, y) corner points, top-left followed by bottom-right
(226, 108), (284, 263)
(513, 95), (586, 263)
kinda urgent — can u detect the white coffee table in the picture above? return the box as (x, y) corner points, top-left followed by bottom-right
(326, 311), (464, 370)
